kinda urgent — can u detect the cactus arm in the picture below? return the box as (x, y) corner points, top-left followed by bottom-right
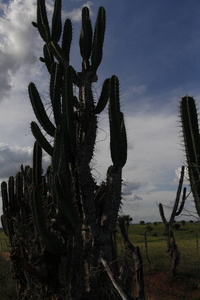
(43, 44), (54, 73)
(159, 166), (186, 227)
(62, 19), (72, 63)
(37, 0), (50, 42)
(176, 187), (186, 216)
(158, 203), (168, 225)
(8, 176), (15, 208)
(51, 0), (62, 42)
(79, 6), (92, 62)
(91, 6), (106, 72)
(31, 141), (63, 256)
(50, 62), (62, 126)
(31, 121), (54, 156)
(16, 172), (23, 207)
(180, 96), (200, 216)
(1, 181), (13, 239)
(49, 41), (68, 67)
(109, 76), (127, 169)
(169, 166), (185, 226)
(1, 181), (9, 215)
(94, 78), (110, 114)
(28, 83), (55, 137)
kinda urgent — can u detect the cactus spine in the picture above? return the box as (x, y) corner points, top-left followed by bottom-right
(0, 1), (144, 299)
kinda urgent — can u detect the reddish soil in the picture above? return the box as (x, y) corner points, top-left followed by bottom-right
(0, 251), (10, 261)
(0, 252), (200, 299)
(145, 272), (200, 300)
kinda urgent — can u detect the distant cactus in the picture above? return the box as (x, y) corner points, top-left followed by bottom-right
(1, 1), (145, 299)
(159, 166), (186, 276)
(180, 95), (200, 217)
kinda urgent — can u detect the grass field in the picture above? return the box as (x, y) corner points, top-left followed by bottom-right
(126, 222), (200, 276)
(0, 223), (200, 299)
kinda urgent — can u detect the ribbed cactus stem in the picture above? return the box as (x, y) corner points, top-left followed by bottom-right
(62, 19), (72, 62)
(91, 6), (106, 72)
(159, 166), (186, 227)
(180, 95), (200, 216)
(28, 82), (55, 137)
(94, 78), (110, 114)
(169, 166), (185, 226)
(50, 62), (62, 126)
(79, 6), (92, 62)
(37, 0), (50, 42)
(31, 141), (63, 255)
(31, 121), (54, 156)
(43, 44), (54, 73)
(51, 0), (62, 42)
(109, 75), (127, 169)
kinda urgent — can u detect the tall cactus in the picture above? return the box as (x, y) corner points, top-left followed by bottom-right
(180, 95), (200, 217)
(1, 1), (145, 299)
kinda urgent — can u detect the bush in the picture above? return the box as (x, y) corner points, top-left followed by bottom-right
(140, 221), (145, 225)
(145, 225), (153, 232)
(173, 223), (180, 230)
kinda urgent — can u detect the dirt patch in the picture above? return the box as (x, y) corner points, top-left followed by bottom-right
(144, 272), (200, 300)
(0, 251), (10, 261)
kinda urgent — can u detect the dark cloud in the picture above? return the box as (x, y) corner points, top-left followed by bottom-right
(123, 181), (141, 196)
(133, 195), (143, 201)
(0, 144), (32, 179)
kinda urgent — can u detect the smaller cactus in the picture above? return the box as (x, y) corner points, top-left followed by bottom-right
(159, 165), (186, 276)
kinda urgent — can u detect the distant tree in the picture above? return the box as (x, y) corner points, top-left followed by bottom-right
(181, 220), (186, 225)
(190, 220), (194, 223)
(154, 222), (158, 226)
(140, 221), (145, 225)
(145, 225), (153, 233)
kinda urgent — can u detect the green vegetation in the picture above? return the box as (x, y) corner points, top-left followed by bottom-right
(125, 222), (200, 277)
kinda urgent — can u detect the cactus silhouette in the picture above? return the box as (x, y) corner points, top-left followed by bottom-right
(180, 95), (200, 217)
(159, 166), (186, 276)
(1, 1), (145, 299)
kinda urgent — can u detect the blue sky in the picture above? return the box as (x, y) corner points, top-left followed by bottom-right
(0, 0), (200, 223)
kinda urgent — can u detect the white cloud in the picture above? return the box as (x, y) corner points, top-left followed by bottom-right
(63, 1), (93, 22)
(0, 143), (32, 179)
(0, 0), (40, 99)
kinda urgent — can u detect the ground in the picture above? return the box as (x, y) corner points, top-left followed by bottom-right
(1, 252), (200, 299)
(145, 272), (200, 300)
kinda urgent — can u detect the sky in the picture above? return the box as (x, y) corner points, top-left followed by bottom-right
(0, 0), (200, 224)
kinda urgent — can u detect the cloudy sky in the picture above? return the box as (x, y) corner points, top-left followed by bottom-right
(0, 0), (200, 224)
